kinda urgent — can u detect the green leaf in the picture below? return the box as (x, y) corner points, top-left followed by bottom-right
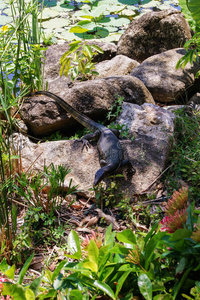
(169, 229), (192, 241)
(52, 260), (68, 282)
(104, 224), (115, 245)
(90, 44), (104, 54)
(187, 0), (200, 30)
(179, 0), (196, 30)
(2, 283), (26, 300)
(0, 258), (11, 273)
(92, 280), (116, 300)
(68, 230), (81, 258)
(84, 44), (93, 59)
(83, 261), (98, 273)
(117, 229), (137, 245)
(138, 273), (152, 300)
(115, 270), (132, 298)
(153, 294), (173, 299)
(60, 57), (71, 76)
(17, 253), (35, 285)
(5, 264), (15, 280)
(25, 288), (35, 300)
(186, 201), (195, 231)
(64, 57), (72, 77)
(69, 290), (84, 299)
(88, 240), (99, 264)
(69, 26), (89, 33)
(78, 60), (86, 73)
(29, 276), (42, 296)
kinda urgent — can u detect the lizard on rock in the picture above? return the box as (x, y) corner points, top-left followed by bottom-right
(27, 91), (132, 186)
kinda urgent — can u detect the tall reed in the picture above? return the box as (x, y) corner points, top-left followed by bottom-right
(0, 0), (46, 262)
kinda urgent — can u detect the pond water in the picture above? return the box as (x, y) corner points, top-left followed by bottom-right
(0, 0), (181, 43)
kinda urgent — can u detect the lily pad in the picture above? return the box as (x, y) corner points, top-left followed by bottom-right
(120, 8), (137, 16)
(141, 0), (161, 8)
(101, 32), (122, 42)
(42, 17), (70, 29)
(38, 8), (59, 20)
(0, 14), (13, 26)
(0, 1), (7, 9)
(38, 0), (57, 7)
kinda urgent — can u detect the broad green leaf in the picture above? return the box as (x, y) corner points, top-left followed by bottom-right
(92, 280), (115, 300)
(17, 253), (34, 284)
(69, 290), (84, 299)
(138, 273), (152, 300)
(179, 0), (196, 30)
(187, 0), (200, 30)
(0, 258), (11, 274)
(115, 270), (132, 297)
(5, 264), (15, 280)
(117, 229), (137, 244)
(67, 230), (81, 259)
(104, 224), (115, 245)
(144, 236), (159, 270)
(169, 229), (192, 241)
(2, 283), (26, 300)
(88, 240), (99, 264)
(52, 260), (68, 282)
(99, 266), (115, 282)
(25, 288), (35, 300)
(29, 276), (42, 296)
(83, 261), (98, 273)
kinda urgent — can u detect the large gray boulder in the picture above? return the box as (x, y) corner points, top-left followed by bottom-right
(131, 48), (200, 103)
(15, 103), (175, 196)
(95, 55), (139, 77)
(117, 9), (192, 62)
(21, 76), (154, 136)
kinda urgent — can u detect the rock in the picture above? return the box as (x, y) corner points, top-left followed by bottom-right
(131, 48), (200, 103)
(13, 133), (99, 197)
(188, 92), (200, 111)
(15, 103), (175, 197)
(95, 55), (140, 77)
(117, 9), (192, 62)
(114, 102), (176, 193)
(21, 76), (154, 136)
(44, 41), (117, 84)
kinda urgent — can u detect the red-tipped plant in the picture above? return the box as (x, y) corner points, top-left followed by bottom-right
(160, 187), (189, 233)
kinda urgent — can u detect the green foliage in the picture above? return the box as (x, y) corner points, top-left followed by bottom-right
(164, 108), (200, 201)
(2, 217), (200, 299)
(107, 95), (124, 122)
(69, 1), (130, 40)
(14, 163), (77, 214)
(13, 163), (78, 247)
(0, 0), (47, 95)
(60, 40), (103, 81)
(177, 0), (200, 76)
(107, 95), (132, 138)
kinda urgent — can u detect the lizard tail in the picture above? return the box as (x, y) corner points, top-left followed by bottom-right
(27, 91), (104, 133)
